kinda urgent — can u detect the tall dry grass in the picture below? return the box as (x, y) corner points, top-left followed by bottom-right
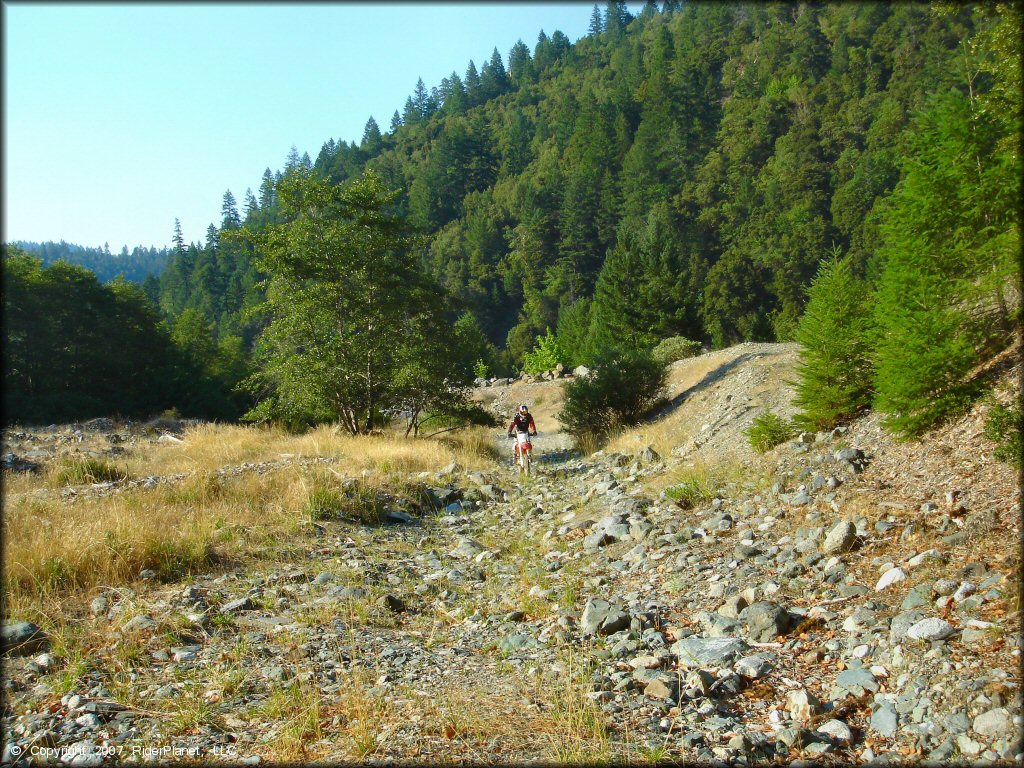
(3, 423), (499, 617)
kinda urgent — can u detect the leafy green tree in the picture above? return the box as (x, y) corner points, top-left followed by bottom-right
(793, 251), (875, 430)
(243, 170), (467, 434)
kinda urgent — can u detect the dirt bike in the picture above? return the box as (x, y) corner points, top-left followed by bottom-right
(510, 431), (536, 475)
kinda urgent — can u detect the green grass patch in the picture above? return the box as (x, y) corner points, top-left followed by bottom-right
(52, 456), (129, 486)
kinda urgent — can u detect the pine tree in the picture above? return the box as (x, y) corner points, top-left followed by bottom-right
(480, 48), (509, 100)
(588, 4), (604, 36)
(221, 191), (241, 230)
(361, 116), (382, 153)
(793, 251), (874, 430)
(259, 169), (275, 209)
(464, 60), (482, 106)
(390, 110), (402, 131)
(243, 188), (258, 218)
(172, 219), (186, 254)
(871, 89), (1018, 436)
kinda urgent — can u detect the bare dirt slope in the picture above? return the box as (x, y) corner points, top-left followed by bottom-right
(474, 342), (800, 463)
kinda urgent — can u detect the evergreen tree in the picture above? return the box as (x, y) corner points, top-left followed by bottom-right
(259, 168), (275, 209)
(871, 89), (1018, 436)
(390, 110), (403, 131)
(243, 188), (258, 218)
(172, 219), (186, 254)
(793, 251), (875, 430)
(361, 116), (383, 154)
(588, 4), (604, 36)
(464, 60), (482, 105)
(480, 48), (509, 100)
(221, 190), (241, 230)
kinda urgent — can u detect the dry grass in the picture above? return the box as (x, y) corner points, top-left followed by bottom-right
(114, 423), (498, 478)
(3, 423), (497, 617)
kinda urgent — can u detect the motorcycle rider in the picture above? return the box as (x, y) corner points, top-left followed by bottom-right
(507, 404), (537, 458)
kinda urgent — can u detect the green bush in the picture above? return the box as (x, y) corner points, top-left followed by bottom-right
(793, 252), (875, 430)
(984, 403), (1022, 468)
(664, 478), (713, 509)
(473, 359), (489, 379)
(652, 336), (702, 365)
(523, 328), (564, 374)
(559, 347), (667, 449)
(745, 412), (796, 453)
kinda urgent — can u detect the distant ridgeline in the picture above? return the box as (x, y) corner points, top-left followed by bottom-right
(12, 240), (169, 285)
(2, 1), (1019, 428)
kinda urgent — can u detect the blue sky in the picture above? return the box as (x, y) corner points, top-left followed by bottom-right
(3, 3), (615, 250)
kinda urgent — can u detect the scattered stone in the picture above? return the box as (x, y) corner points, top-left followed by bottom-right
(787, 688), (821, 722)
(821, 520), (857, 554)
(973, 708), (1013, 739)
(875, 566), (907, 592)
(905, 617), (956, 642)
(2, 621), (47, 656)
(580, 599), (630, 636)
(672, 636), (749, 669)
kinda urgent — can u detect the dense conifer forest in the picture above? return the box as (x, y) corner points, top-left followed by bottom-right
(3, 2), (1019, 430)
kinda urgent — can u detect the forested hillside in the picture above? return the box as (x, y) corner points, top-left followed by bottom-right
(154, 3), (1013, 366)
(12, 240), (169, 285)
(2, 1), (1018, 428)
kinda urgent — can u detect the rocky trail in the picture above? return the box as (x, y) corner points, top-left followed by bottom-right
(3, 348), (1021, 765)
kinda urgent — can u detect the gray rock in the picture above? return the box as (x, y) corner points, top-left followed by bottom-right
(889, 610), (927, 643)
(817, 719), (853, 743)
(122, 614), (158, 632)
(821, 520), (857, 554)
(671, 636), (748, 669)
(973, 708), (1013, 739)
(2, 621), (47, 656)
(580, 599), (630, 636)
(905, 617), (956, 642)
(220, 597), (255, 614)
(449, 538), (483, 559)
(741, 601), (790, 643)
(836, 667), (879, 695)
(870, 700), (899, 737)
(734, 652), (775, 679)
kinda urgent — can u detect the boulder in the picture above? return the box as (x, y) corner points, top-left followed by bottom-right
(741, 602), (790, 643)
(2, 621), (47, 656)
(671, 636), (748, 669)
(580, 599), (630, 636)
(821, 520), (857, 554)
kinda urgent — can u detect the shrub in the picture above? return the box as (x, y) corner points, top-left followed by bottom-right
(473, 359), (489, 379)
(559, 348), (667, 449)
(652, 336), (702, 365)
(984, 402), (1022, 468)
(745, 411), (796, 453)
(793, 252), (875, 430)
(523, 328), (564, 374)
(664, 478), (713, 509)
